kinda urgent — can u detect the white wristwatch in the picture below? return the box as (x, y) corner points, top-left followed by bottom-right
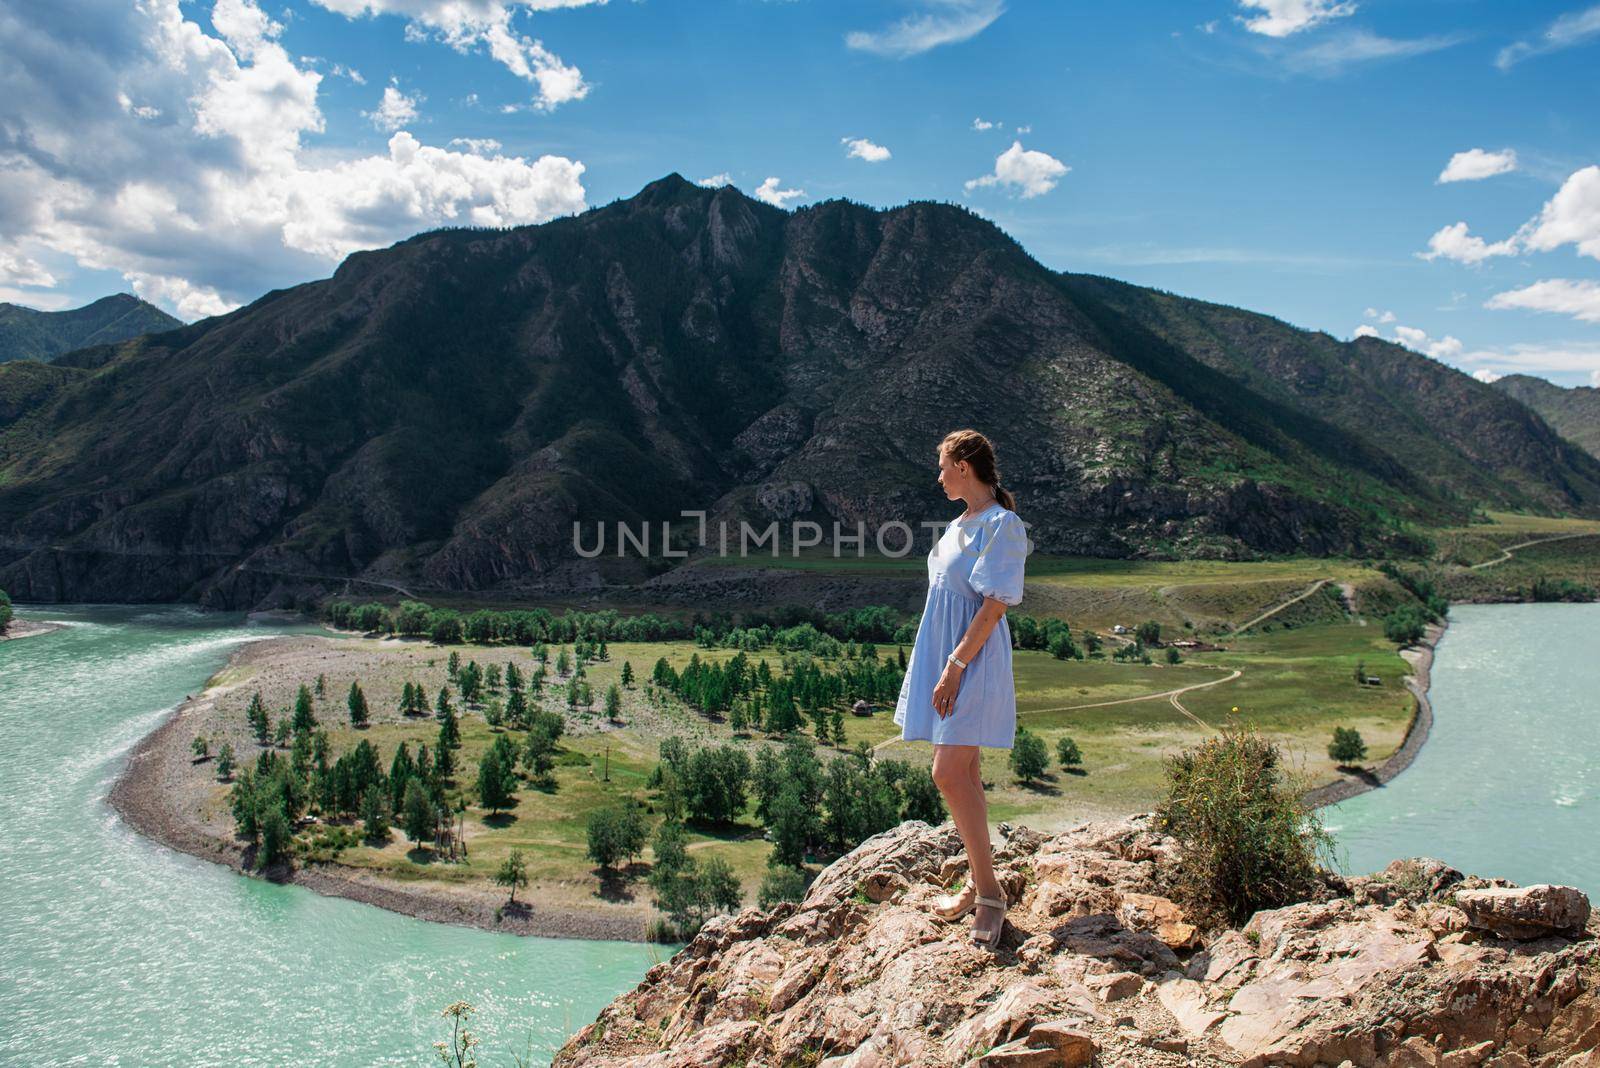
(947, 652), (968, 669)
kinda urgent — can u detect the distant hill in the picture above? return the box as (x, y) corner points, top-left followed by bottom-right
(0, 294), (183, 363)
(2, 173), (1599, 607)
(1492, 374), (1600, 460)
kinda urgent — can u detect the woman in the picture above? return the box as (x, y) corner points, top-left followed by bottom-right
(892, 429), (1028, 950)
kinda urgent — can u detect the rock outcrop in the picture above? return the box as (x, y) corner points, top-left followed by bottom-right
(555, 817), (1600, 1068)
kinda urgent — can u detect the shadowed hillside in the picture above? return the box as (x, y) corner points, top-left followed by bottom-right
(1492, 373), (1600, 460)
(0, 293), (183, 363)
(2, 174), (1599, 608)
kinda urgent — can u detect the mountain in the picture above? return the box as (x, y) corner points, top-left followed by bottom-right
(3, 173), (1599, 607)
(1491, 373), (1600, 460)
(0, 293), (184, 363)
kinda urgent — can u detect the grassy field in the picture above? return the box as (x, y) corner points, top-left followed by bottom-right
(198, 602), (1421, 919)
(193, 512), (1596, 916)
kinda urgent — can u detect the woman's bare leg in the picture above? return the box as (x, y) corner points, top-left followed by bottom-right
(932, 744), (1004, 941)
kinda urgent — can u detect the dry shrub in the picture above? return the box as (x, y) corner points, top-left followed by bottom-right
(1155, 724), (1333, 927)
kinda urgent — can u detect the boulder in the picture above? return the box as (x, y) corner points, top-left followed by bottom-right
(1454, 884), (1591, 940)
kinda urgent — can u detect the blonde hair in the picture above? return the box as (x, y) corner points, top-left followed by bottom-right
(940, 429), (1016, 512)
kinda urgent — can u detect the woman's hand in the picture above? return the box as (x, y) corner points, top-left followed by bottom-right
(933, 661), (964, 718)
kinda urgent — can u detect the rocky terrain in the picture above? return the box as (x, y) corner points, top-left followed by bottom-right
(555, 817), (1600, 1068)
(4, 175), (1600, 608)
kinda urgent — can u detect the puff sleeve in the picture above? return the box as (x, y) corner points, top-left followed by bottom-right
(969, 510), (1028, 606)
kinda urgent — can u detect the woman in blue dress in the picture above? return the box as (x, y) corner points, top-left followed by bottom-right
(893, 429), (1028, 949)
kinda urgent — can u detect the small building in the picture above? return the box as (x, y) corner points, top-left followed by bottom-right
(1364, 676), (1382, 686)
(852, 699), (873, 717)
(1112, 624), (1128, 634)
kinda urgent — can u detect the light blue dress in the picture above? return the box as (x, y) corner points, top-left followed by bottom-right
(893, 502), (1028, 749)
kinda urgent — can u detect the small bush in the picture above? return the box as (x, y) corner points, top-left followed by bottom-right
(1155, 724), (1333, 927)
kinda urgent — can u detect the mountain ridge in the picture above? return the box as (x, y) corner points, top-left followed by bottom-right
(2, 174), (1598, 608)
(1491, 373), (1600, 461)
(0, 293), (184, 363)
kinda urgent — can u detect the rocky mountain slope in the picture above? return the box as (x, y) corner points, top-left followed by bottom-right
(3, 175), (1599, 607)
(555, 817), (1600, 1068)
(1493, 375), (1600, 461)
(0, 293), (182, 363)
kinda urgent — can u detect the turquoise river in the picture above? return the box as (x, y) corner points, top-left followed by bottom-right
(3, 601), (1596, 1064)
(1328, 601), (1600, 894)
(0, 606), (659, 1067)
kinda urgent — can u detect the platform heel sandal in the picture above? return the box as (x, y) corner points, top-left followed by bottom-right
(971, 892), (1008, 950)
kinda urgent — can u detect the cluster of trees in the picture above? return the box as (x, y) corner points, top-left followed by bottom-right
(581, 734), (948, 937)
(1112, 641), (1154, 665)
(651, 649), (902, 744)
(324, 600), (696, 647)
(229, 672), (480, 867)
(1010, 730), (1086, 785)
(323, 598), (977, 655)
(1529, 577), (1598, 603)
(0, 588), (11, 632)
(1382, 604), (1431, 645)
(326, 600), (927, 652)
(1379, 563), (1449, 645)
(1009, 615), (1082, 660)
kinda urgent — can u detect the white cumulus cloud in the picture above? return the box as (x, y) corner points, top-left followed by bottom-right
(1486, 279), (1600, 324)
(842, 137), (891, 163)
(0, 0), (587, 319)
(308, 0), (598, 110)
(1418, 222), (1518, 264)
(1438, 147), (1518, 183)
(754, 176), (805, 208)
(964, 141), (1069, 199)
(696, 173), (732, 188)
(1236, 0), (1356, 38)
(972, 117), (999, 131)
(1353, 324), (1381, 338)
(846, 0), (1004, 58)
(1472, 368), (1503, 383)
(365, 84), (421, 131)
(1420, 165), (1600, 266)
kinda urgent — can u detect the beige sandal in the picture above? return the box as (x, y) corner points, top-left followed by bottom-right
(971, 893), (1008, 950)
(931, 882), (977, 921)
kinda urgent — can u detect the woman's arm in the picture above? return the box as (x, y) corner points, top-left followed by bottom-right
(932, 595), (1009, 718)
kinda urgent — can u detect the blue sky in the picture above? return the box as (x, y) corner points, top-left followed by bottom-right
(2, 0), (1597, 385)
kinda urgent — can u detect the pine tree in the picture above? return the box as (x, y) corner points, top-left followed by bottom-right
(435, 686), (453, 721)
(246, 691), (271, 745)
(438, 702), (461, 749)
(605, 683), (623, 722)
(315, 673), (327, 697)
(476, 748), (515, 814)
(292, 684), (318, 736)
(360, 789), (390, 842)
(621, 661), (634, 687)
(347, 681), (370, 728)
(402, 777), (434, 843)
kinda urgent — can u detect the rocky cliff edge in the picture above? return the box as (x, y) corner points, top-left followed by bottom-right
(554, 816), (1600, 1068)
